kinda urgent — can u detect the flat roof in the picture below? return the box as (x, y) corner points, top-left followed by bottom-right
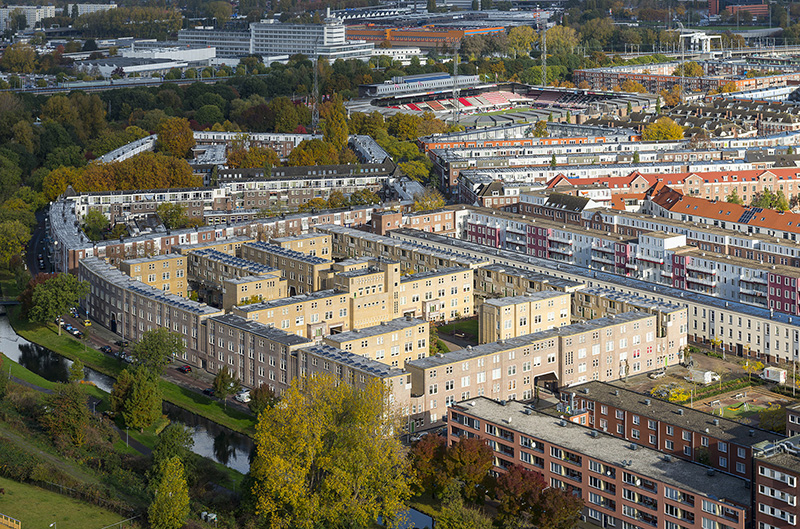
(234, 289), (341, 312)
(408, 312), (650, 370)
(209, 314), (311, 346)
(754, 436), (800, 473)
(400, 266), (471, 282)
(483, 290), (569, 307)
(121, 253), (184, 264)
(243, 241), (333, 265)
(455, 398), (751, 507)
(577, 286), (685, 313)
(324, 316), (426, 343)
(569, 381), (777, 445)
(302, 343), (406, 378)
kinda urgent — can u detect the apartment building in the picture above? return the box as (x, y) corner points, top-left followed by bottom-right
(241, 241), (334, 295)
(787, 404), (800, 437)
(204, 314), (310, 389)
(322, 316), (429, 369)
(397, 267), (475, 321)
(174, 236), (255, 257)
(0, 5), (55, 30)
(405, 311), (681, 425)
(221, 274), (287, 311)
(753, 437), (800, 529)
(79, 258), (223, 364)
(371, 208), (465, 237)
(270, 233), (331, 257)
(318, 224), (488, 272)
(119, 254), (187, 296)
(185, 248), (283, 307)
(391, 228), (800, 363)
(565, 381), (778, 479)
(474, 264), (585, 301)
(300, 344), (416, 416)
(68, 3), (116, 16)
(449, 398), (751, 529)
(478, 291), (572, 344)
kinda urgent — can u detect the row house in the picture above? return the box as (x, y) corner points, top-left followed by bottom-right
(241, 241), (334, 295)
(370, 207), (465, 237)
(449, 398), (751, 529)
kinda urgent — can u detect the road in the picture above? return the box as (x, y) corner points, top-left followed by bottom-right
(26, 208), (51, 276)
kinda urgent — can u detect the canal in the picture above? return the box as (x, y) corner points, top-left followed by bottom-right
(0, 313), (254, 474)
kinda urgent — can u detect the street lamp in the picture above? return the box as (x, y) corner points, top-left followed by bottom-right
(50, 522), (57, 529)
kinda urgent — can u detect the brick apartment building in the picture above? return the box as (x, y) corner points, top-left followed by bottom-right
(753, 438), (800, 529)
(449, 398), (751, 529)
(563, 381), (778, 479)
(269, 233), (331, 257)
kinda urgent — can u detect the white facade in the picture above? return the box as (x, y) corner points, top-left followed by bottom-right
(249, 18), (373, 60)
(371, 46), (423, 66)
(68, 3), (116, 17)
(0, 5), (55, 30)
(177, 28), (252, 58)
(121, 45), (215, 65)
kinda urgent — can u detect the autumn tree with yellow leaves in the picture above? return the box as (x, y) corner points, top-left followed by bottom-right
(249, 374), (413, 529)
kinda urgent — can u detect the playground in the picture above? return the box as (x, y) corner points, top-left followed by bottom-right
(694, 387), (792, 421)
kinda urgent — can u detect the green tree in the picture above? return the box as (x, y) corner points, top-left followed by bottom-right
(507, 26), (538, 57)
(195, 104), (224, 125)
(148, 457), (190, 529)
(412, 188), (445, 212)
(632, 151), (640, 164)
(250, 374), (412, 529)
(0, 43), (36, 73)
(82, 210), (109, 241)
(150, 424), (195, 487)
(436, 486), (493, 529)
(41, 382), (90, 447)
(157, 117), (196, 158)
(743, 359), (764, 382)
(29, 274), (89, 334)
(0, 220), (31, 267)
(132, 328), (184, 376)
(327, 190), (348, 209)
(349, 188), (380, 205)
(322, 108), (349, 152)
(550, 153), (557, 168)
(249, 383), (278, 416)
(212, 366), (241, 408)
(0, 357), (7, 400)
(112, 365), (162, 432)
(642, 117), (684, 141)
(157, 203), (189, 230)
(68, 359), (85, 383)
(726, 188), (743, 205)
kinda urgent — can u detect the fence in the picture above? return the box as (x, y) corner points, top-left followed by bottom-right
(31, 480), (138, 519)
(0, 513), (21, 529)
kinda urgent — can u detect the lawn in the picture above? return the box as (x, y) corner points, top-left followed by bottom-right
(8, 307), (257, 436)
(0, 476), (126, 529)
(438, 319), (479, 338)
(720, 402), (765, 419)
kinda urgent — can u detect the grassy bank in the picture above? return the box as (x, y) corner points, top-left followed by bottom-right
(0, 476), (126, 529)
(7, 306), (256, 435)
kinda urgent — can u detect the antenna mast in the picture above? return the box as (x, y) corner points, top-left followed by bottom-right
(312, 36), (320, 131)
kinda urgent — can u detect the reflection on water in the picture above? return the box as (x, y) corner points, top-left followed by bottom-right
(0, 314), (114, 392)
(0, 314), (253, 473)
(163, 401), (254, 474)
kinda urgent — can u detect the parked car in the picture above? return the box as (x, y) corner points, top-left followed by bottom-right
(202, 388), (215, 397)
(410, 431), (429, 443)
(648, 370), (666, 379)
(115, 340), (129, 347)
(100, 345), (112, 354)
(177, 365), (192, 374)
(82, 319), (91, 327)
(71, 329), (83, 338)
(234, 390), (251, 403)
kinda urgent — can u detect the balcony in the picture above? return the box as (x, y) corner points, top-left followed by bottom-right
(636, 254), (665, 265)
(591, 253), (615, 265)
(549, 245), (574, 256)
(686, 275), (717, 287)
(625, 262), (638, 271)
(686, 264), (717, 275)
(740, 274), (768, 285)
(550, 234), (574, 244)
(661, 270), (673, 278)
(592, 245), (614, 254)
(740, 286), (767, 297)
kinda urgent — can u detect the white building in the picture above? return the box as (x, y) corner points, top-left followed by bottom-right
(68, 3), (116, 17)
(178, 15), (374, 61)
(371, 46), (423, 66)
(121, 44), (215, 66)
(0, 5), (55, 31)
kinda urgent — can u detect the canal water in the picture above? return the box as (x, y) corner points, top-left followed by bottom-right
(0, 313), (253, 473)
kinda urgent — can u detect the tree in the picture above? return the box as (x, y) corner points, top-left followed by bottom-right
(399, 160), (430, 182)
(212, 366), (241, 408)
(726, 188), (743, 205)
(249, 383), (278, 416)
(534, 487), (584, 529)
(150, 424), (195, 487)
(195, 104), (224, 126)
(507, 26), (538, 57)
(322, 107), (349, 152)
(412, 188), (445, 212)
(444, 436), (493, 502)
(250, 374), (412, 529)
(544, 26), (579, 55)
(532, 120), (547, 137)
(227, 145), (280, 169)
(157, 203), (189, 230)
(550, 153), (557, 168)
(743, 360), (764, 382)
(0, 43), (36, 73)
(82, 210), (109, 241)
(752, 189), (790, 211)
(68, 359), (85, 383)
(112, 365), (162, 432)
(157, 117), (196, 159)
(148, 457), (190, 529)
(495, 465), (546, 525)
(132, 328), (185, 376)
(349, 188), (380, 206)
(642, 117), (684, 141)
(437, 488), (493, 529)
(0, 220), (30, 267)
(287, 139), (339, 166)
(327, 190), (348, 209)
(673, 61), (704, 77)
(41, 382), (90, 448)
(632, 151), (640, 164)
(410, 433), (447, 494)
(29, 274), (89, 332)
